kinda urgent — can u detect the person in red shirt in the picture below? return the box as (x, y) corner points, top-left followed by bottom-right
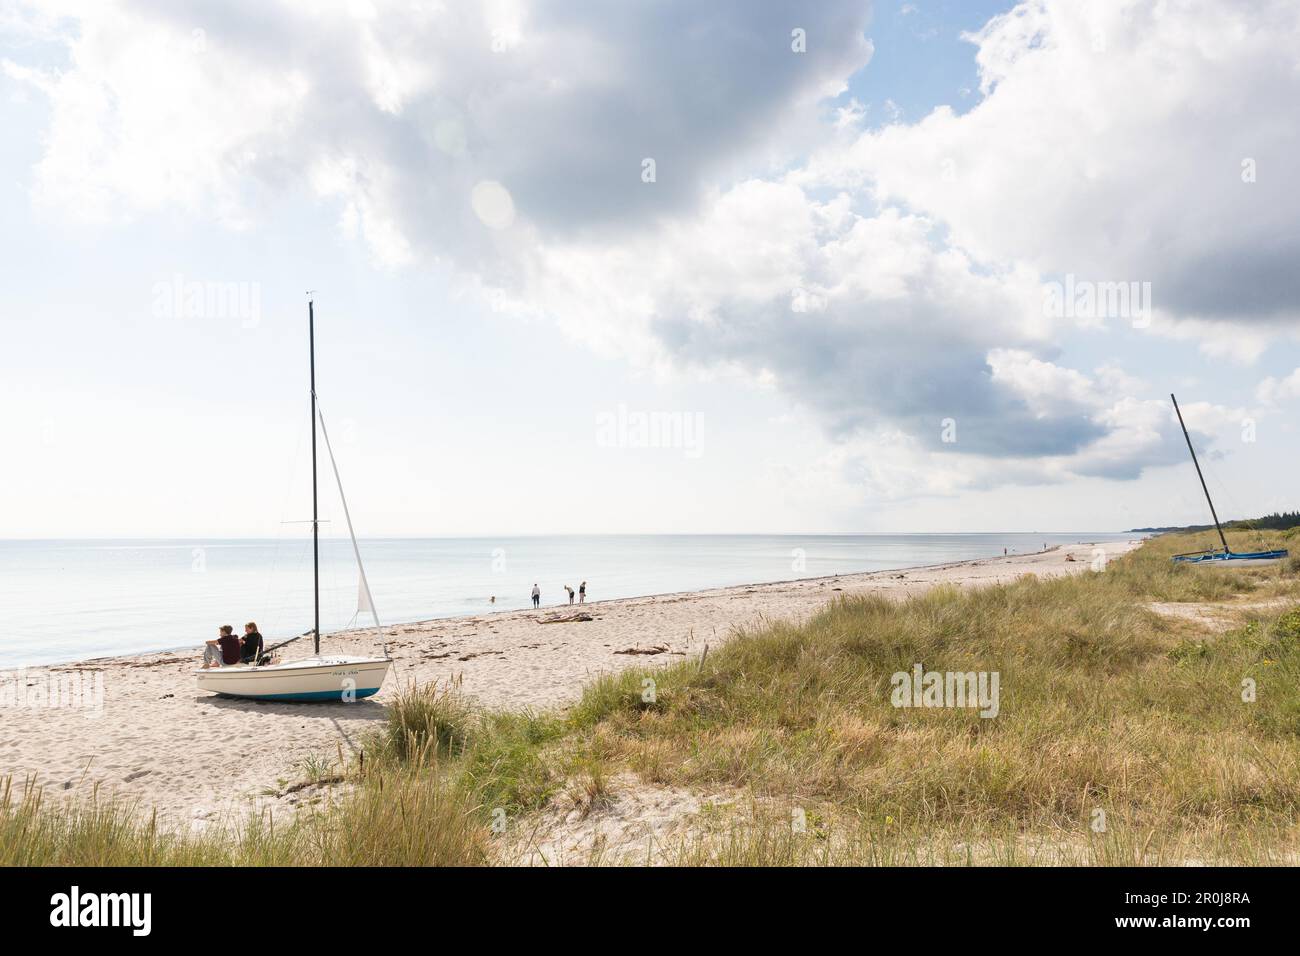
(202, 625), (243, 668)
(218, 626), (242, 664)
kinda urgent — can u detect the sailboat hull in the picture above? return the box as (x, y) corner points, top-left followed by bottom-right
(1173, 549), (1288, 564)
(195, 656), (391, 701)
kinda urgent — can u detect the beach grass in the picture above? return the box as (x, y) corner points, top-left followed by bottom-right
(534, 528), (1300, 863)
(372, 676), (476, 765)
(0, 765), (490, 867)
(5, 528), (1299, 866)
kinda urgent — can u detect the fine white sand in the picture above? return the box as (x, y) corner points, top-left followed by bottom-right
(1, 541), (1139, 827)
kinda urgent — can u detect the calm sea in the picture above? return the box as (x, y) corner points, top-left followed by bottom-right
(0, 533), (1136, 667)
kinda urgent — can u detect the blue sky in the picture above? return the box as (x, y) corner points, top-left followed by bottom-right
(1, 1), (1296, 538)
(847, 0), (1008, 120)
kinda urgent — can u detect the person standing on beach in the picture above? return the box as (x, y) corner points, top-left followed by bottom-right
(579, 581), (586, 604)
(565, 585), (575, 604)
(531, 584), (540, 608)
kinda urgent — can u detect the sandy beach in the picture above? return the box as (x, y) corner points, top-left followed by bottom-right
(1, 541), (1140, 828)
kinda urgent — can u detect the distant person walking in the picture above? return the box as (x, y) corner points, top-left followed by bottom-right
(565, 585), (575, 604)
(531, 584), (540, 608)
(579, 581), (586, 604)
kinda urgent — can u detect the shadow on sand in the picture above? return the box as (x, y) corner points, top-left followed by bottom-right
(194, 694), (390, 721)
(195, 694), (390, 759)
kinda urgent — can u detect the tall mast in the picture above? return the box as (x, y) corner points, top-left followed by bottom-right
(310, 297), (321, 654)
(1170, 393), (1229, 554)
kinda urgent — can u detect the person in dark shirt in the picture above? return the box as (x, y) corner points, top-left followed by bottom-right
(241, 622), (264, 664)
(218, 625), (242, 665)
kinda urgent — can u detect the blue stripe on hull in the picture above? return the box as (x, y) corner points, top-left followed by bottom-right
(213, 687), (383, 702)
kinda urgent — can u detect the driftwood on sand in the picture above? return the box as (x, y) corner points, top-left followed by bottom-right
(537, 611), (595, 624)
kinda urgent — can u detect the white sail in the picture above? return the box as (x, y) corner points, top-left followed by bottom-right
(316, 402), (382, 634)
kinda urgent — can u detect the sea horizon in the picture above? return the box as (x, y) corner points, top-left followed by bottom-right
(0, 529), (1134, 541)
(1, 532), (1138, 668)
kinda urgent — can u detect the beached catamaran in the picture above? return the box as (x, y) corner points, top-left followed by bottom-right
(1169, 393), (1288, 565)
(196, 298), (392, 701)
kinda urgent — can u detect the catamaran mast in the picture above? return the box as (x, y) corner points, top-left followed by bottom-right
(310, 297), (321, 655)
(1170, 393), (1229, 554)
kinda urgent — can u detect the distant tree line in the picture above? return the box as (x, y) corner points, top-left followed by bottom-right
(1130, 511), (1300, 533)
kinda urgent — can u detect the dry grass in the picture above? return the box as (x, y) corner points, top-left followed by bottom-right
(373, 678), (476, 764)
(524, 528), (1300, 864)
(0, 768), (490, 867)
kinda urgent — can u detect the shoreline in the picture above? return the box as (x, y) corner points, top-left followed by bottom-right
(26, 539), (1140, 671)
(2, 539), (1141, 827)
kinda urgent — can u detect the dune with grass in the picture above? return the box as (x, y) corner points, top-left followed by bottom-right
(8, 531), (1300, 866)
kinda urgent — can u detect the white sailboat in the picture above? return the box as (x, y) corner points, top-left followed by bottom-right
(196, 297), (392, 702)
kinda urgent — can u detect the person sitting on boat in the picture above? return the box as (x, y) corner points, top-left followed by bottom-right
(241, 621), (264, 664)
(202, 625), (243, 668)
(202, 628), (223, 668)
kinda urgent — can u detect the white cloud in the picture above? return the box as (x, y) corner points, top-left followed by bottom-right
(9, 2), (309, 228)
(987, 348), (1102, 420)
(5, 0), (874, 249)
(6, 0), (1293, 502)
(1256, 368), (1300, 405)
(815, 0), (1300, 339)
